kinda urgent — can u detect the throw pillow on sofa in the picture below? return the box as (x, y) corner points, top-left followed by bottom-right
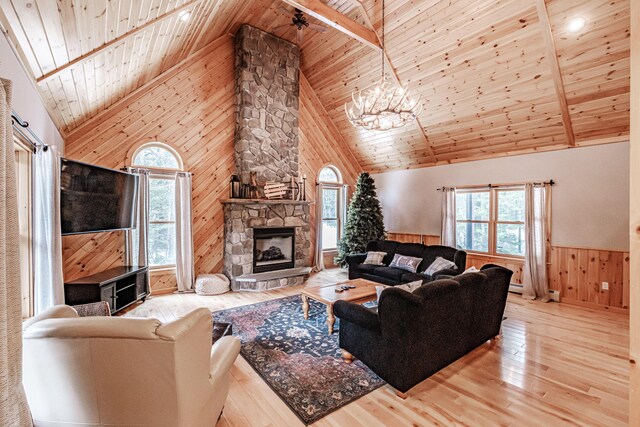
(363, 251), (387, 265)
(389, 254), (422, 273)
(424, 256), (457, 276)
(462, 266), (479, 274)
(375, 280), (422, 303)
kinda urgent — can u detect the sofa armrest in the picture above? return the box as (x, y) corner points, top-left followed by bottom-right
(334, 301), (380, 332)
(209, 336), (241, 383)
(345, 253), (367, 269)
(453, 250), (467, 271)
(156, 307), (213, 341)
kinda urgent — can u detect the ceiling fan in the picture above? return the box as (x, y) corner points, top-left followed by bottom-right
(274, 7), (327, 45)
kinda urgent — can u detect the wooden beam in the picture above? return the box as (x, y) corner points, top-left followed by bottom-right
(35, 0), (201, 84)
(629, 0), (640, 422)
(534, 0), (576, 147)
(280, 0), (381, 50)
(353, 1), (437, 162)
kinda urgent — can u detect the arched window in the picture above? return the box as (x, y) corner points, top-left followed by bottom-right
(132, 143), (183, 269)
(319, 165), (341, 183)
(133, 143), (182, 170)
(318, 166), (345, 251)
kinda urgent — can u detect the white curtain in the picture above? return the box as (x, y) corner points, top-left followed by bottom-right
(175, 172), (194, 292)
(33, 144), (64, 314)
(126, 168), (150, 270)
(0, 78), (31, 425)
(522, 183), (550, 301)
(441, 187), (456, 247)
(313, 183), (325, 271)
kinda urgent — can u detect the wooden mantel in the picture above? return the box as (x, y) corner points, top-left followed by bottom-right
(221, 199), (314, 205)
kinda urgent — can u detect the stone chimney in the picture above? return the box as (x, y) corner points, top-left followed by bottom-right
(234, 25), (300, 184)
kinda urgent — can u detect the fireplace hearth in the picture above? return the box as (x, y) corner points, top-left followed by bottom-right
(253, 227), (295, 273)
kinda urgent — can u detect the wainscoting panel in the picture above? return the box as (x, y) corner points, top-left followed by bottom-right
(387, 232), (441, 245)
(386, 232), (628, 310)
(62, 35), (360, 292)
(465, 254), (525, 284)
(548, 246), (629, 310)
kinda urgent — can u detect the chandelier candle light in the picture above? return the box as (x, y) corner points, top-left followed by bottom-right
(345, 0), (422, 131)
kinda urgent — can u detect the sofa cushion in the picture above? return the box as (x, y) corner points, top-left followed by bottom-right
(355, 264), (378, 275)
(422, 245), (463, 271)
(366, 240), (400, 264)
(389, 254), (422, 273)
(401, 272), (427, 283)
(424, 257), (458, 276)
(363, 251), (386, 265)
(373, 266), (406, 281)
(396, 243), (426, 259)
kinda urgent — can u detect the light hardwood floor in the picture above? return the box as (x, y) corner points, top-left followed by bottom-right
(124, 269), (630, 426)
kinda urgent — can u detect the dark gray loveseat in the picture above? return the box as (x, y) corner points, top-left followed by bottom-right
(334, 264), (513, 394)
(346, 240), (467, 285)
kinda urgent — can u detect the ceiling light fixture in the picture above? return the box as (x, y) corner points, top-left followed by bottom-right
(567, 17), (586, 33)
(178, 10), (191, 22)
(344, 0), (422, 132)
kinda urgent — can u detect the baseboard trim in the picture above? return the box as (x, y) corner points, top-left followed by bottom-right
(508, 283), (524, 294)
(508, 283), (560, 302)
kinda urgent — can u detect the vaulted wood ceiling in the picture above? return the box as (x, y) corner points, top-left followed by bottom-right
(0, 0), (630, 171)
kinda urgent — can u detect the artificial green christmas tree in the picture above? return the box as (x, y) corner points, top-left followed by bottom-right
(335, 172), (386, 266)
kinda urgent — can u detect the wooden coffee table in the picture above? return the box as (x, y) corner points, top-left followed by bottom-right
(300, 278), (378, 334)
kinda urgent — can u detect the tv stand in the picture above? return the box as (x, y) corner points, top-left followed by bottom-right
(64, 266), (149, 315)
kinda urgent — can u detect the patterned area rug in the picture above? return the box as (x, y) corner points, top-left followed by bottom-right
(212, 295), (385, 425)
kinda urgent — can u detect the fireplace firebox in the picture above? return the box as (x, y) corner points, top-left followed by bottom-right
(253, 227), (296, 273)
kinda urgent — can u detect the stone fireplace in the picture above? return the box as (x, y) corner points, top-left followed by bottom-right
(234, 24), (300, 184)
(223, 25), (311, 291)
(253, 227), (295, 273)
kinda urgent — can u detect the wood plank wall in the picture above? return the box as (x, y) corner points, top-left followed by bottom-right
(629, 0), (639, 417)
(549, 247), (630, 311)
(62, 34), (361, 293)
(387, 232), (629, 310)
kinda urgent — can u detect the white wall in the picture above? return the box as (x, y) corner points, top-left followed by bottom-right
(0, 34), (63, 152)
(372, 142), (630, 251)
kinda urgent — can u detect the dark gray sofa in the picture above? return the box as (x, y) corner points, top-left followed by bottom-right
(345, 240), (467, 285)
(334, 264), (513, 394)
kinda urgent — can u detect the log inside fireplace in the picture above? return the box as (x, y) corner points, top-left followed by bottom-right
(253, 227), (296, 273)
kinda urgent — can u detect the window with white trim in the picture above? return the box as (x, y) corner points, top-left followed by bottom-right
(455, 187), (525, 257)
(132, 143), (183, 268)
(319, 166), (345, 251)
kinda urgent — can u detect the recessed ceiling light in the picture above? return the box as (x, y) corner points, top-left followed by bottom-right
(567, 17), (586, 33)
(178, 10), (191, 22)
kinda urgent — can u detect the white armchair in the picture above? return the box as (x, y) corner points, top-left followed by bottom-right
(22, 305), (240, 427)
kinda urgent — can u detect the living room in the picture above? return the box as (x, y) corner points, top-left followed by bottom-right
(0, 0), (639, 426)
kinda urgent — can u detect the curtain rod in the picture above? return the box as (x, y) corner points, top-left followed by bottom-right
(11, 111), (48, 152)
(437, 180), (554, 191)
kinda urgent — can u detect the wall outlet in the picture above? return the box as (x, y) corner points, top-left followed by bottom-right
(601, 282), (609, 291)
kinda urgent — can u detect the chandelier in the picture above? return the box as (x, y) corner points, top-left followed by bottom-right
(344, 0), (422, 132)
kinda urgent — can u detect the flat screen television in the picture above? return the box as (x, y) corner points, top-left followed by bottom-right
(60, 158), (138, 235)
